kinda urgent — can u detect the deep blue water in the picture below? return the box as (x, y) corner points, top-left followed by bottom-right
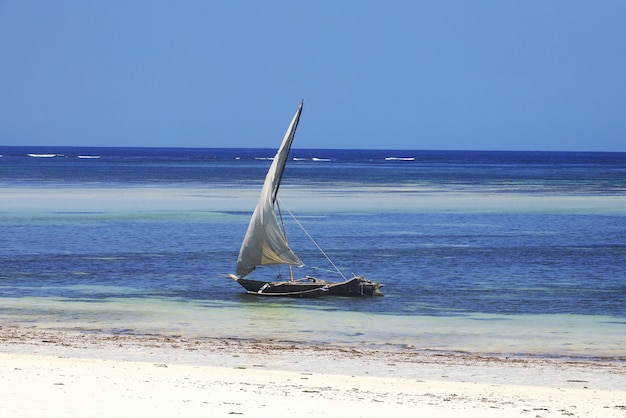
(1, 146), (625, 320)
(2, 146), (625, 193)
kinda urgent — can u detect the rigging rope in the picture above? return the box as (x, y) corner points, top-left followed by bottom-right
(279, 200), (347, 281)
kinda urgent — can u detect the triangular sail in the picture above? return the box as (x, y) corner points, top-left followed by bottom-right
(236, 101), (305, 278)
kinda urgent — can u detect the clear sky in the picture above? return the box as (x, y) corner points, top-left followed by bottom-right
(1, 1), (625, 151)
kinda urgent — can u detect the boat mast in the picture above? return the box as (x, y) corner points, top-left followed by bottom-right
(235, 100), (305, 279)
(272, 100), (302, 283)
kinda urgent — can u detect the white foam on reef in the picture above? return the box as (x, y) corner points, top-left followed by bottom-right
(27, 153), (58, 158)
(385, 156), (415, 161)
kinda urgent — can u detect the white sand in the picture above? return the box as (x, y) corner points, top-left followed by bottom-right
(1, 328), (624, 417)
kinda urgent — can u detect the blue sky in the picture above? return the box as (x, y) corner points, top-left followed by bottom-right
(1, 1), (625, 151)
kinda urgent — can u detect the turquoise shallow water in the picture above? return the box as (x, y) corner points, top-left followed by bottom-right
(1, 147), (625, 359)
(2, 294), (624, 359)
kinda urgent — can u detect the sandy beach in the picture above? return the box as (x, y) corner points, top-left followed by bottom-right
(1, 327), (624, 417)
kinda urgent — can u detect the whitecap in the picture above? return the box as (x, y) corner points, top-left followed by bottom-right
(385, 157), (415, 161)
(27, 153), (57, 158)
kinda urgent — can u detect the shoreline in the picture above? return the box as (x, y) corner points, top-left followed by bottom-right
(1, 327), (625, 417)
(2, 326), (625, 387)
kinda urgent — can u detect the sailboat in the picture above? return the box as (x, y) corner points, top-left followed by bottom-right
(229, 100), (383, 297)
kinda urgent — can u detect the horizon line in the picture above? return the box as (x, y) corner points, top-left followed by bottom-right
(1, 144), (624, 154)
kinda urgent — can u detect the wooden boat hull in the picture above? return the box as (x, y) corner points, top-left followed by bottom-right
(235, 278), (328, 298)
(326, 276), (384, 297)
(232, 275), (383, 297)
(304, 276), (383, 296)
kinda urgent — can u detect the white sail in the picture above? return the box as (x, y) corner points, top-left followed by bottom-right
(236, 101), (305, 278)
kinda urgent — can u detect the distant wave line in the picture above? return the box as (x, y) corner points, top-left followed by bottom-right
(27, 153), (59, 158)
(26, 153), (102, 159)
(385, 157), (415, 161)
(254, 156), (332, 162)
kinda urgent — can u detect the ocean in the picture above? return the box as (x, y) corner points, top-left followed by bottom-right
(1, 146), (625, 359)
